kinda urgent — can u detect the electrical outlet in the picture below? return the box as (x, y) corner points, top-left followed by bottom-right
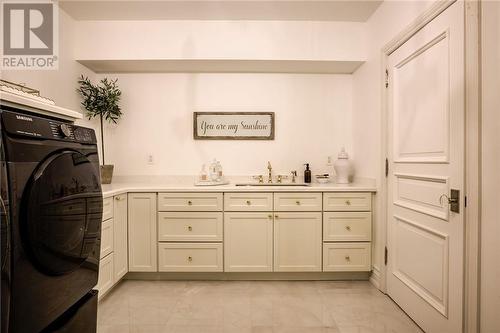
(147, 154), (154, 165)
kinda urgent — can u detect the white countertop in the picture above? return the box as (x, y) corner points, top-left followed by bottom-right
(101, 175), (377, 198)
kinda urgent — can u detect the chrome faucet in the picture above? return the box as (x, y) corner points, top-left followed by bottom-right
(267, 161), (273, 183)
(291, 170), (297, 183)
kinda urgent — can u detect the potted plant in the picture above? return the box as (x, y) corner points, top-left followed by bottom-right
(77, 75), (122, 184)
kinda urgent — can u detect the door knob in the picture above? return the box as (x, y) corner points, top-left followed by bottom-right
(345, 225), (351, 231)
(188, 226), (192, 231)
(246, 200), (251, 205)
(345, 200), (351, 206)
(188, 200), (193, 205)
(188, 256), (193, 262)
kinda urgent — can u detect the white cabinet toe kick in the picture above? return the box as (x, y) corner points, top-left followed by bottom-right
(99, 190), (373, 297)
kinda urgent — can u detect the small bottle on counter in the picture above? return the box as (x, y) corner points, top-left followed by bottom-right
(199, 164), (208, 181)
(304, 163), (312, 183)
(216, 160), (223, 181)
(209, 159), (219, 181)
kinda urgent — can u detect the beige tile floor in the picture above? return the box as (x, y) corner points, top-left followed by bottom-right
(97, 280), (423, 333)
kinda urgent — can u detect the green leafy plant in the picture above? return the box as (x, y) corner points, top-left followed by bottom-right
(77, 75), (122, 165)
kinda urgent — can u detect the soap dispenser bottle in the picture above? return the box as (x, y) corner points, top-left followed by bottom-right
(304, 163), (312, 183)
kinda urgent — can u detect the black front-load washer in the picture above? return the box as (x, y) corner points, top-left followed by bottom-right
(0, 106), (102, 333)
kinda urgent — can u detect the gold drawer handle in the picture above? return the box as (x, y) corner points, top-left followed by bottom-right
(188, 200), (193, 205)
(188, 256), (193, 262)
(345, 226), (351, 231)
(188, 226), (192, 231)
(345, 200), (351, 206)
(296, 201), (301, 205)
(246, 200), (252, 205)
(345, 256), (350, 262)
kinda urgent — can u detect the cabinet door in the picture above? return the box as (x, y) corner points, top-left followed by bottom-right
(113, 194), (128, 281)
(100, 219), (113, 259)
(224, 212), (273, 272)
(97, 253), (114, 299)
(274, 212), (322, 272)
(128, 193), (157, 272)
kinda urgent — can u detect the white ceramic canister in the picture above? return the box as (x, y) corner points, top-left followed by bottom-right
(333, 147), (351, 184)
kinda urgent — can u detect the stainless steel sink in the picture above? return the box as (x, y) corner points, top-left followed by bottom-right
(235, 183), (310, 187)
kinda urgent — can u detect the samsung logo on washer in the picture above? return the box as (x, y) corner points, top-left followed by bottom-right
(16, 115), (33, 122)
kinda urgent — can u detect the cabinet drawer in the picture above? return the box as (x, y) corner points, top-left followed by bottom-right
(158, 243), (223, 272)
(323, 243), (371, 272)
(323, 193), (371, 211)
(100, 219), (114, 259)
(102, 197), (113, 221)
(323, 212), (372, 242)
(158, 193), (223, 211)
(97, 253), (114, 298)
(274, 193), (322, 211)
(158, 212), (223, 242)
(224, 193), (273, 211)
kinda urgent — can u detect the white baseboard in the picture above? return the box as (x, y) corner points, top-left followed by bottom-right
(369, 265), (381, 290)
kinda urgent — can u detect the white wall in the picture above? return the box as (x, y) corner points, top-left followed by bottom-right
(351, 0), (436, 281)
(100, 73), (352, 176)
(480, 2), (500, 332)
(75, 20), (366, 62)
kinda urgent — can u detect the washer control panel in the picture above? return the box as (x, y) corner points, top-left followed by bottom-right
(1, 110), (97, 144)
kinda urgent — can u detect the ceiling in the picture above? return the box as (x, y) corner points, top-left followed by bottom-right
(59, 0), (383, 22)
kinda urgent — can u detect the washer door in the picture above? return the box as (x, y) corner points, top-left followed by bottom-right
(22, 150), (102, 275)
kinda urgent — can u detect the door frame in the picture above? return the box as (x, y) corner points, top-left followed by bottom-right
(379, 1), (481, 332)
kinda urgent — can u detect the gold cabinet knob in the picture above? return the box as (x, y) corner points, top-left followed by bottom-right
(345, 225), (351, 231)
(275, 215), (279, 219)
(188, 200), (193, 205)
(345, 200), (351, 206)
(246, 200), (251, 205)
(188, 226), (192, 231)
(345, 255), (350, 261)
(295, 200), (301, 205)
(268, 215), (273, 219)
(188, 256), (193, 262)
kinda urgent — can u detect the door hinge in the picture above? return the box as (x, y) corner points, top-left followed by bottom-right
(384, 246), (388, 265)
(385, 69), (389, 88)
(385, 158), (389, 177)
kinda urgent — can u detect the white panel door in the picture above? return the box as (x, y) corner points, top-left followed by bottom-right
(274, 212), (322, 272)
(128, 193), (157, 272)
(224, 212), (273, 272)
(113, 194), (128, 281)
(386, 2), (464, 333)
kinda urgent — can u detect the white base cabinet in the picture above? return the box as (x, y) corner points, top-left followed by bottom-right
(274, 212), (322, 272)
(97, 190), (372, 287)
(224, 212), (273, 272)
(128, 193), (157, 272)
(97, 194), (129, 299)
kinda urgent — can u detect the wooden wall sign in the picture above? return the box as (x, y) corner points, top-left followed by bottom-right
(193, 112), (275, 140)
